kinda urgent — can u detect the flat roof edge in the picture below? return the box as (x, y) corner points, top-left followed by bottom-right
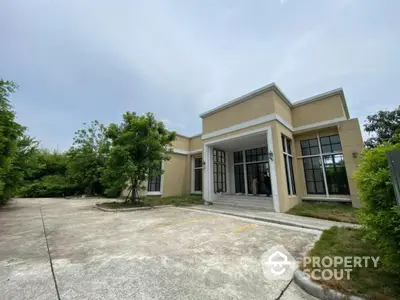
(199, 82), (292, 118)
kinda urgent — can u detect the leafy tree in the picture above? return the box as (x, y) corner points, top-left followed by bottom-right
(102, 112), (175, 202)
(0, 79), (27, 203)
(67, 120), (109, 195)
(364, 106), (400, 148)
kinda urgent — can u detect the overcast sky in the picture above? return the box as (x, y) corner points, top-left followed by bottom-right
(1, 0), (399, 150)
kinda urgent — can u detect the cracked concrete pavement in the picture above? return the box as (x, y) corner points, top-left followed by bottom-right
(0, 198), (319, 300)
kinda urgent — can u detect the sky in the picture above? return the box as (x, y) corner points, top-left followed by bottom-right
(1, 0), (399, 150)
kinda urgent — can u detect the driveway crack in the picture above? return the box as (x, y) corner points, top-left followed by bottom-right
(275, 279), (293, 300)
(38, 200), (61, 300)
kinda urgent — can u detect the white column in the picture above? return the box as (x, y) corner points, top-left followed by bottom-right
(243, 149), (248, 195)
(203, 145), (209, 202)
(267, 128), (280, 212)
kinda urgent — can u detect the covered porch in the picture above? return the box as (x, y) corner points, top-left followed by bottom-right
(202, 127), (280, 212)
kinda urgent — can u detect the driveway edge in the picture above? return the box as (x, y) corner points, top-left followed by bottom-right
(94, 204), (173, 212)
(185, 206), (325, 231)
(293, 269), (365, 300)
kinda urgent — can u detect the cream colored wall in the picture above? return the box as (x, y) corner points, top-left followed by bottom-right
(273, 122), (300, 212)
(172, 135), (190, 151)
(292, 95), (346, 128)
(338, 118), (364, 207)
(190, 135), (203, 151)
(163, 153), (190, 197)
(202, 90), (275, 134)
(273, 92), (293, 126)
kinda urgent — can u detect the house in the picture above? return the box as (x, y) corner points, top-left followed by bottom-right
(145, 83), (364, 212)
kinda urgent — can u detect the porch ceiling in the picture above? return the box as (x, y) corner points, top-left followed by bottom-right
(213, 132), (267, 151)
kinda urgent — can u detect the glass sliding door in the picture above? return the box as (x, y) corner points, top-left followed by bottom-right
(246, 162), (271, 196)
(234, 164), (245, 193)
(233, 146), (271, 196)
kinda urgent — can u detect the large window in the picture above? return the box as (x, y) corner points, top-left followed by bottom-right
(324, 154), (349, 194)
(282, 135), (296, 195)
(213, 149), (226, 193)
(245, 147), (268, 162)
(300, 134), (349, 195)
(148, 163), (162, 192)
(194, 157), (202, 192)
(303, 157), (325, 194)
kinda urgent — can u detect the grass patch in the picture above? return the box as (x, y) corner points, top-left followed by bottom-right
(98, 195), (203, 209)
(144, 194), (203, 206)
(287, 201), (358, 223)
(300, 227), (400, 299)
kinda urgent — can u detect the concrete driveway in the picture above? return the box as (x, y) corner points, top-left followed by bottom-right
(0, 198), (318, 300)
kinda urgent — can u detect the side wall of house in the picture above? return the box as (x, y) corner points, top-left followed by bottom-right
(273, 122), (300, 212)
(338, 118), (364, 207)
(163, 153), (190, 197)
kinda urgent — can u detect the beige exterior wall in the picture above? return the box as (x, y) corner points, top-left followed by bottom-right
(273, 92), (293, 126)
(162, 153), (190, 197)
(338, 118), (364, 207)
(202, 90), (275, 134)
(190, 135), (203, 151)
(172, 135), (190, 151)
(273, 122), (300, 212)
(292, 95), (346, 128)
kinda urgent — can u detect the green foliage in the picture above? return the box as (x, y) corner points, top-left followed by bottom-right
(18, 175), (82, 198)
(354, 140), (400, 273)
(364, 105), (400, 148)
(102, 112), (175, 202)
(0, 79), (32, 204)
(67, 120), (109, 195)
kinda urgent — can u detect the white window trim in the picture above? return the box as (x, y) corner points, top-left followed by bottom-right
(146, 161), (164, 196)
(282, 136), (296, 196)
(191, 156), (203, 194)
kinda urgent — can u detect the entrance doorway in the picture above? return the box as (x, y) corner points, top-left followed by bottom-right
(247, 162), (271, 196)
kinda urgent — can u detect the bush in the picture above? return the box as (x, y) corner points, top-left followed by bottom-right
(18, 175), (83, 197)
(354, 141), (400, 273)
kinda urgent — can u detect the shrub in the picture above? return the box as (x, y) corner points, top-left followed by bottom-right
(354, 141), (400, 273)
(18, 175), (83, 197)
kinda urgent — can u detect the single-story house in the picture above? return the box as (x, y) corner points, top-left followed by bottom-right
(144, 83), (364, 212)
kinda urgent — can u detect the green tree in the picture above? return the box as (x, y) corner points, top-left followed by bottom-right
(0, 79), (27, 203)
(364, 106), (400, 148)
(67, 120), (109, 195)
(102, 112), (175, 202)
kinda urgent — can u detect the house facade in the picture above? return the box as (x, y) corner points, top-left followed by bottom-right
(145, 83), (364, 213)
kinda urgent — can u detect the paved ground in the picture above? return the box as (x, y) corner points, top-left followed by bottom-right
(188, 205), (358, 231)
(1, 198), (319, 300)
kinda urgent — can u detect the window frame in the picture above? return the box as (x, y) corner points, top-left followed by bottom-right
(282, 135), (296, 196)
(147, 162), (163, 194)
(192, 156), (203, 193)
(299, 134), (350, 196)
